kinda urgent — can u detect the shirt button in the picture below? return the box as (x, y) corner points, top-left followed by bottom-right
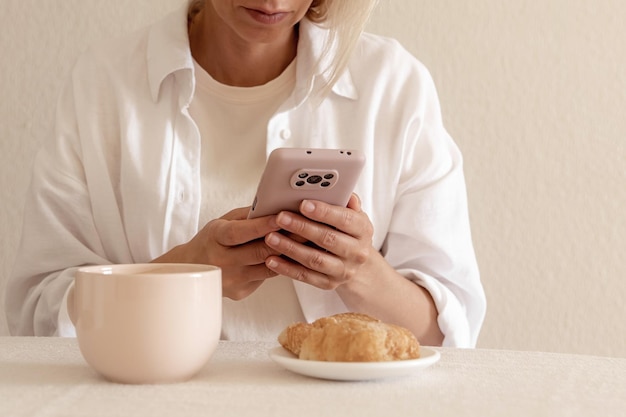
(280, 129), (292, 140)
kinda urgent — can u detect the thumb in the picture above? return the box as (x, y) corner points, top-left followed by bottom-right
(347, 193), (362, 212)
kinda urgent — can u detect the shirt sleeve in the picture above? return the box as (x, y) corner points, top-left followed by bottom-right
(4, 74), (110, 336)
(380, 64), (486, 347)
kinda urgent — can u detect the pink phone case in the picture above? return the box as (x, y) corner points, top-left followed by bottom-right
(248, 148), (365, 219)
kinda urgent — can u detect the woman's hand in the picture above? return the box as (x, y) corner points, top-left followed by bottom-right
(264, 194), (444, 345)
(263, 194), (374, 289)
(152, 207), (282, 300)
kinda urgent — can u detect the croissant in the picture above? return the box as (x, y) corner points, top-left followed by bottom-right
(278, 313), (420, 362)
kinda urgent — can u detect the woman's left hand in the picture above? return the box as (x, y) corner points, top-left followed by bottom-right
(263, 194), (374, 290)
(264, 193), (444, 345)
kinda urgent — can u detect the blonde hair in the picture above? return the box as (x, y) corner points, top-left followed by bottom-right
(187, 0), (379, 94)
(310, 0), (379, 95)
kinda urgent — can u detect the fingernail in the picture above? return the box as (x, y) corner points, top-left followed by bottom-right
(277, 212), (292, 226)
(267, 259), (278, 268)
(301, 200), (315, 213)
(266, 233), (280, 246)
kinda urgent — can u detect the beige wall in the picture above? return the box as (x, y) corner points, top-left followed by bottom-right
(1, 0), (624, 357)
(367, 0), (626, 357)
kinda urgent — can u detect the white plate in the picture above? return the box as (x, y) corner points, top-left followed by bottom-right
(269, 346), (440, 381)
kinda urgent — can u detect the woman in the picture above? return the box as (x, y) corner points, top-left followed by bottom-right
(6, 0), (486, 346)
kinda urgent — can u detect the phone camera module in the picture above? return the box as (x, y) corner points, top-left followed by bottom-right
(290, 169), (338, 190)
(307, 175), (323, 184)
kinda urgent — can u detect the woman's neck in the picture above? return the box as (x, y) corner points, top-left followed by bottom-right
(189, 9), (298, 87)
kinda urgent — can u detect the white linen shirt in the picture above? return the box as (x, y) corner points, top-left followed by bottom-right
(5, 6), (486, 347)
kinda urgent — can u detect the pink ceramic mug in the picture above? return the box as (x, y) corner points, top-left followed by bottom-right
(68, 263), (222, 384)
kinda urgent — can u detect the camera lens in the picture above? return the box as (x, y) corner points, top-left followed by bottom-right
(298, 172), (308, 179)
(321, 182), (331, 187)
(324, 173), (334, 180)
(295, 180), (305, 187)
(307, 175), (323, 184)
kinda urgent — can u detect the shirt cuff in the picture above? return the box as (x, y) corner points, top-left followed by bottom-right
(397, 268), (472, 347)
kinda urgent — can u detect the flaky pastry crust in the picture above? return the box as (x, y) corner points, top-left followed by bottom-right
(278, 313), (420, 362)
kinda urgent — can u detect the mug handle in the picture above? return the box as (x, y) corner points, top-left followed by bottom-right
(66, 284), (78, 326)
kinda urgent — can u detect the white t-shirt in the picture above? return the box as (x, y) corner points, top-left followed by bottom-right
(189, 59), (306, 341)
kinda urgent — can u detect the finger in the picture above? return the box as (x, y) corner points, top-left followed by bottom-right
(274, 211), (356, 258)
(265, 255), (339, 291)
(212, 215), (280, 247)
(265, 232), (345, 279)
(347, 193), (362, 212)
(298, 199), (372, 238)
(222, 265), (277, 300)
(220, 206), (252, 221)
(220, 240), (281, 267)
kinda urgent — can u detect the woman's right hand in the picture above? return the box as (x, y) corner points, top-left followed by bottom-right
(152, 207), (282, 300)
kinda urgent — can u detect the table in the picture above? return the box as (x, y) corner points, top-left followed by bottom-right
(0, 337), (624, 417)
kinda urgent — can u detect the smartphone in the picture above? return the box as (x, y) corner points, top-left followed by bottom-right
(248, 148), (365, 219)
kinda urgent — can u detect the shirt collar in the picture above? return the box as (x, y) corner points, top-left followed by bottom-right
(145, 6), (358, 105)
(293, 19), (359, 103)
(146, 5), (195, 104)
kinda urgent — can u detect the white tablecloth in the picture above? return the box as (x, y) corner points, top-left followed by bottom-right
(0, 337), (624, 417)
